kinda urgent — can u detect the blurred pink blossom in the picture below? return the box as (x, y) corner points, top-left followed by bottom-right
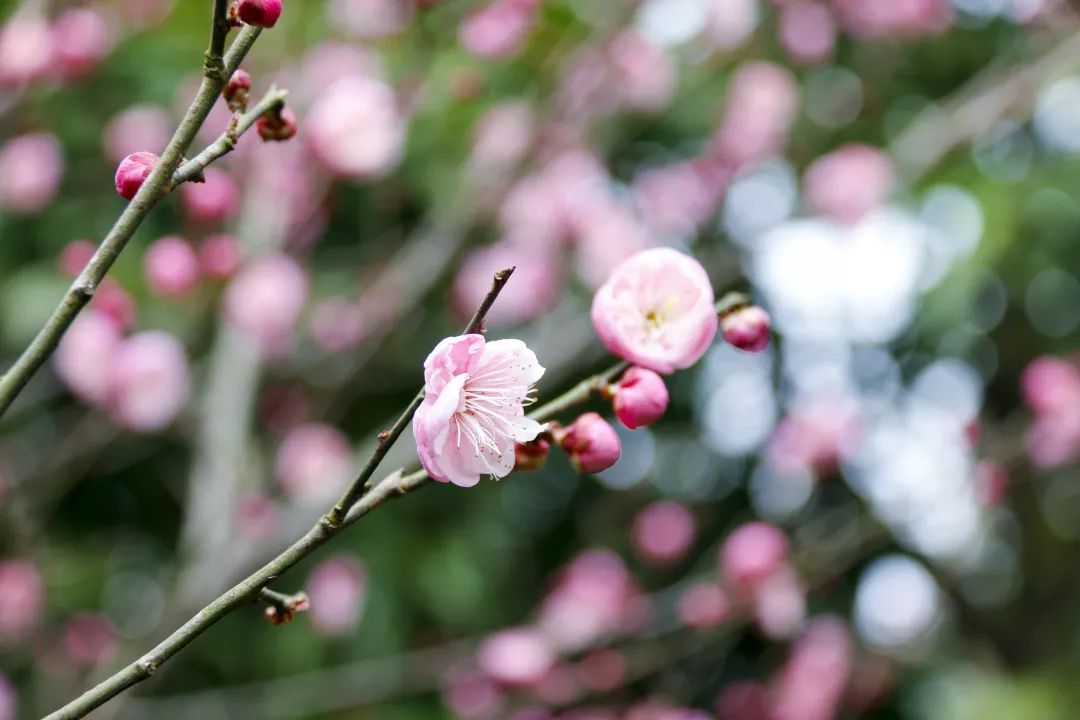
(118, 0), (176, 28)
(55, 310), (123, 405)
(103, 106), (173, 164)
(52, 8), (114, 80)
(298, 43), (385, 105)
(470, 102), (535, 174)
(768, 396), (861, 475)
(803, 144), (894, 224)
(771, 616), (852, 720)
(608, 31), (676, 112)
(92, 280), (137, 331)
(233, 493), (280, 540)
(707, 0), (759, 50)
(329, 0), (414, 37)
(59, 240), (97, 279)
(182, 168), (240, 223)
(678, 582), (730, 629)
(0, 11), (53, 85)
(753, 564), (806, 640)
(778, 1), (836, 63)
(275, 423), (353, 506)
(833, 0), (952, 37)
(712, 62), (798, 169)
(307, 555), (367, 636)
(144, 236), (200, 298)
(443, 666), (506, 719)
(533, 663), (583, 705)
(306, 77), (404, 179)
(63, 612), (117, 666)
(459, 0), (538, 59)
(576, 649), (626, 693)
(0, 559), (43, 639)
(0, 673), (13, 720)
(538, 550), (638, 652)
(108, 332), (190, 431)
(223, 253), (309, 348)
(310, 298), (365, 353)
(413, 334), (544, 487)
(720, 521), (789, 596)
(199, 233), (242, 279)
(0, 133), (63, 214)
(453, 241), (561, 327)
(477, 627), (555, 686)
(633, 160), (728, 239)
(574, 202), (655, 289)
(631, 501), (695, 564)
(716, 681), (772, 720)
(259, 384), (312, 437)
(591, 248), (717, 374)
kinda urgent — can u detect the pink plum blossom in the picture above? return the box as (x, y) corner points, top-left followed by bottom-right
(0, 133), (63, 214)
(633, 160), (728, 239)
(720, 306), (771, 353)
(557, 413), (621, 474)
(199, 234), (242, 279)
(591, 248), (718, 374)
(412, 334), (544, 487)
(55, 310), (123, 405)
(803, 144), (894, 224)
(115, 151), (158, 200)
(470, 102), (535, 175)
(706, 0), (759, 51)
(459, 0), (538, 59)
(443, 667), (506, 719)
(833, 0), (952, 38)
(453, 241), (561, 327)
(103, 105), (173, 164)
(613, 367), (669, 429)
(310, 298), (366, 353)
(720, 521), (789, 595)
(631, 501), (696, 564)
(772, 616), (852, 720)
(52, 8), (114, 80)
(107, 332), (190, 431)
(608, 31), (676, 112)
(329, 0), (415, 38)
(275, 423), (353, 505)
(778, 1), (836, 64)
(181, 167), (239, 222)
(63, 612), (117, 666)
(538, 550), (638, 652)
(144, 236), (200, 298)
(307, 556), (367, 636)
(678, 582), (730, 629)
(306, 77), (404, 179)
(223, 253), (309, 348)
(0, 559), (43, 639)
(0, 11), (53, 86)
(753, 564), (806, 639)
(477, 627), (555, 685)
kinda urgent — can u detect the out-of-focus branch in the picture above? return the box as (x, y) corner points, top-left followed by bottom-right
(0, 21), (263, 421)
(892, 29), (1080, 181)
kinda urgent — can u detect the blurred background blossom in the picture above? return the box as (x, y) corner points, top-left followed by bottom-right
(1, 0), (1080, 718)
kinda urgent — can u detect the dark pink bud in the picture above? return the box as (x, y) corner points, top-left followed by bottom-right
(237, 0), (283, 28)
(514, 438), (550, 472)
(720, 521), (789, 595)
(114, 151), (158, 200)
(557, 413), (621, 474)
(257, 106), (298, 142)
(720, 305), (771, 352)
(224, 69), (252, 112)
(612, 366), (669, 429)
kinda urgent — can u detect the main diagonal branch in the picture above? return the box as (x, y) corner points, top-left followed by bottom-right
(0, 18), (264, 420)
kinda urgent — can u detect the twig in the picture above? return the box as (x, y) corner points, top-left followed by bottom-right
(0, 19), (264, 421)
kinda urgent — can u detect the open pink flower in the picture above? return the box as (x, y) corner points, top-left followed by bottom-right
(412, 334), (544, 487)
(591, 248), (717, 374)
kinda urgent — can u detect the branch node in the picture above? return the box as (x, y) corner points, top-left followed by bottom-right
(136, 658), (158, 676)
(203, 52), (228, 84)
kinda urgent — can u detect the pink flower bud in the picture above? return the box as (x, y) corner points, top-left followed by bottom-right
(114, 151), (158, 200)
(514, 438), (550, 472)
(144, 235), (200, 298)
(720, 521), (789, 595)
(52, 8), (113, 80)
(237, 0), (283, 28)
(612, 367), (669, 429)
(477, 627), (554, 686)
(256, 106), (298, 142)
(720, 305), (771, 353)
(224, 69), (252, 112)
(59, 240), (96, 278)
(558, 413), (621, 474)
(107, 332), (190, 432)
(199, 233), (242, 279)
(631, 501), (695, 565)
(0, 133), (63, 214)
